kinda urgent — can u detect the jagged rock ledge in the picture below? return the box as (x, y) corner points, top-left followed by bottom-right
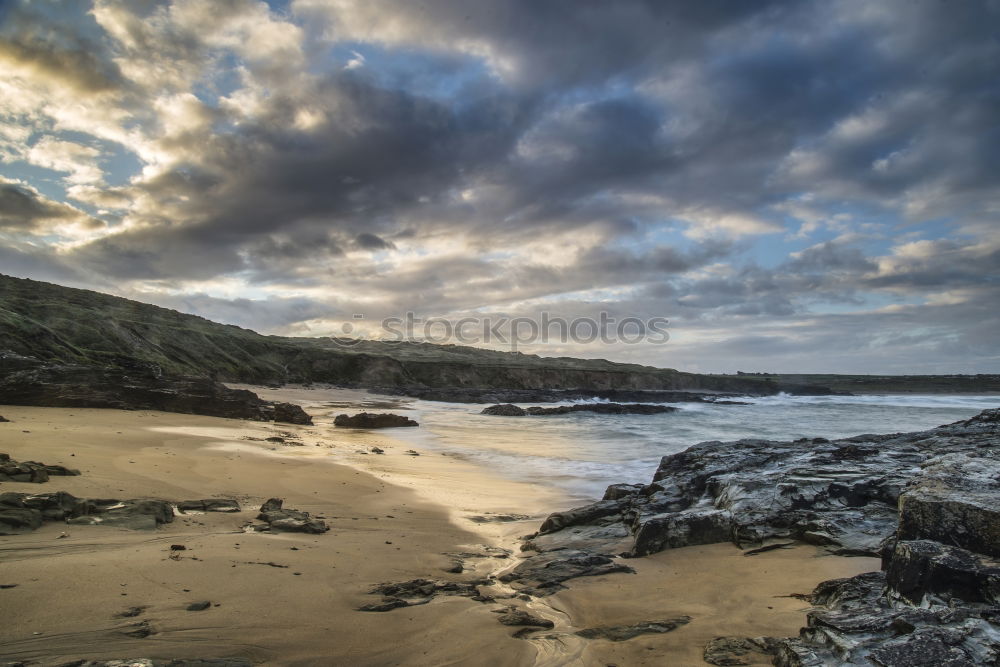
(513, 407), (1000, 664)
(0, 351), (312, 424)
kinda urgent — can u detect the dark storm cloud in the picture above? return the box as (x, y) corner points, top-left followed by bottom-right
(0, 3), (124, 93)
(0, 182), (103, 231)
(2, 0), (999, 372)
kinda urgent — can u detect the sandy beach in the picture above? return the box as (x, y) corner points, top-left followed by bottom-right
(0, 389), (880, 666)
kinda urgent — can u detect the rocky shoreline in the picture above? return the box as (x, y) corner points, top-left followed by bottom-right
(0, 352), (312, 424)
(501, 407), (1000, 664)
(375, 386), (829, 403)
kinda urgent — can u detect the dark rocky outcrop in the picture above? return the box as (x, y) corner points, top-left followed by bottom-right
(358, 578), (492, 611)
(513, 408), (1000, 663)
(531, 409), (1000, 561)
(704, 636), (781, 665)
(495, 607), (555, 629)
(481, 403), (528, 416)
(0, 352), (311, 423)
(481, 403), (678, 416)
(0, 415), (9, 422)
(0, 453), (80, 483)
(266, 402), (314, 425)
(333, 412), (418, 428)
(176, 499), (241, 513)
(576, 617), (691, 641)
(254, 497), (328, 534)
(0, 491), (174, 533)
(497, 549), (635, 597)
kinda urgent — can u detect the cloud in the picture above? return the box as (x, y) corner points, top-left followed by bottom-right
(0, 179), (105, 234)
(0, 0), (997, 372)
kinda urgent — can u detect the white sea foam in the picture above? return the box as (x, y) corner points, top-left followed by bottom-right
(389, 393), (999, 502)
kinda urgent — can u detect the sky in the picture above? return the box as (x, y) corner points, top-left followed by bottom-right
(1, 0), (999, 374)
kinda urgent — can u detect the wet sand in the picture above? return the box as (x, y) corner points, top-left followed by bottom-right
(1, 389), (882, 665)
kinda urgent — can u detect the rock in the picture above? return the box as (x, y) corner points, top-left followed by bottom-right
(0, 454), (80, 483)
(897, 453), (1000, 557)
(0, 356), (283, 421)
(170, 544), (186, 551)
(885, 540), (1000, 606)
(255, 498), (328, 534)
(176, 499), (241, 513)
(764, 410), (1000, 665)
(333, 413), (418, 428)
(481, 404), (526, 416)
(498, 550), (635, 597)
(496, 608), (554, 628)
(704, 637), (780, 665)
(481, 403), (678, 416)
(576, 617), (691, 641)
(114, 606), (146, 618)
(357, 578), (488, 611)
(530, 408), (1000, 560)
(185, 601), (211, 611)
(0, 492), (174, 533)
(0, 415), (8, 422)
(357, 597), (410, 612)
(271, 402), (313, 425)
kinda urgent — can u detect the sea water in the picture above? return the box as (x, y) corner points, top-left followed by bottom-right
(391, 394), (1000, 504)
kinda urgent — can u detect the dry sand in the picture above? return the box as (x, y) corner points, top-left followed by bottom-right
(0, 390), (881, 666)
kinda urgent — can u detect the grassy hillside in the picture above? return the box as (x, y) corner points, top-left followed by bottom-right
(0, 274), (775, 393)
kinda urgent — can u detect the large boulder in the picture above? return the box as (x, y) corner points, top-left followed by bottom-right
(333, 412), (418, 428)
(269, 402), (314, 425)
(897, 453), (1000, 557)
(766, 419), (1000, 665)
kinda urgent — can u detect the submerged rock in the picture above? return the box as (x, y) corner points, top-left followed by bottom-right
(333, 412), (418, 428)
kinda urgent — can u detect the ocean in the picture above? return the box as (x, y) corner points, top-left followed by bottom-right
(391, 393), (1000, 503)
